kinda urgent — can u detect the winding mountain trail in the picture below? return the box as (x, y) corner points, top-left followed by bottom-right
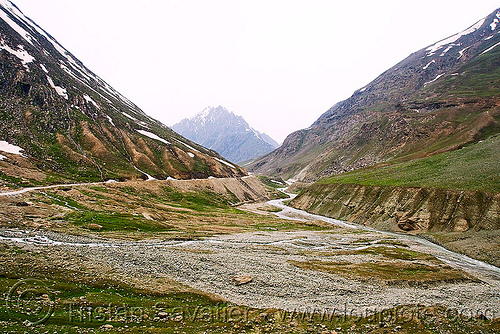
(0, 181), (111, 197)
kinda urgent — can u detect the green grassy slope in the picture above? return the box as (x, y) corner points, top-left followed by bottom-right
(317, 134), (500, 192)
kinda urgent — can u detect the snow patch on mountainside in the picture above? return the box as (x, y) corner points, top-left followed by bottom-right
(59, 62), (86, 85)
(424, 73), (445, 86)
(427, 18), (485, 56)
(132, 165), (156, 181)
(490, 12), (500, 30)
(214, 157), (235, 169)
(173, 138), (200, 152)
(423, 60), (435, 70)
(440, 43), (460, 56)
(122, 112), (139, 122)
(26, 16), (69, 59)
(480, 41), (500, 55)
(105, 115), (115, 127)
(83, 94), (100, 110)
(136, 130), (171, 145)
(39, 63), (48, 73)
(0, 39), (34, 71)
(0, 140), (24, 155)
(0, 0), (34, 44)
(458, 46), (470, 59)
(62, 60), (92, 83)
(46, 76), (68, 99)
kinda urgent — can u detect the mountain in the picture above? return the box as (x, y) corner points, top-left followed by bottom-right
(249, 8), (500, 182)
(0, 0), (245, 186)
(172, 106), (279, 163)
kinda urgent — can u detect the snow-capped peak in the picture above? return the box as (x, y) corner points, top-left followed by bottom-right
(426, 17), (486, 56)
(193, 106), (212, 120)
(189, 105), (232, 122)
(172, 106), (279, 163)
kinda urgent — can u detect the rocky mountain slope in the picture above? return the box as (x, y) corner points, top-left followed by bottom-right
(249, 8), (500, 182)
(0, 0), (245, 186)
(172, 106), (279, 163)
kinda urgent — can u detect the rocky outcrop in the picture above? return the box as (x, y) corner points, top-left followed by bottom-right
(290, 183), (500, 233)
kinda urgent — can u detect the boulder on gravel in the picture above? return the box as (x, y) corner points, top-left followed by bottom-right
(232, 274), (253, 286)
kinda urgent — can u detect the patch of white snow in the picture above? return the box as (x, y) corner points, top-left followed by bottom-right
(0, 154), (6, 160)
(424, 73), (445, 86)
(187, 152), (195, 158)
(214, 157), (235, 169)
(46, 76), (68, 99)
(135, 167), (156, 181)
(122, 112), (139, 122)
(0, 40), (34, 71)
(39, 64), (48, 73)
(0, 1), (34, 45)
(105, 115), (115, 127)
(427, 18), (485, 56)
(423, 59), (435, 70)
(136, 130), (171, 145)
(83, 94), (100, 110)
(491, 19), (499, 31)
(480, 41), (500, 55)
(458, 46), (470, 59)
(440, 43), (460, 56)
(491, 13), (500, 31)
(0, 140), (24, 155)
(173, 138), (200, 152)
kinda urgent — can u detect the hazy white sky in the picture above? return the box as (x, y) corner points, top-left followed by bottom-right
(12, 0), (500, 143)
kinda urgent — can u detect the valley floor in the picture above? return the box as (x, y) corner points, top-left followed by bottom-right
(0, 178), (499, 333)
(2, 226), (499, 314)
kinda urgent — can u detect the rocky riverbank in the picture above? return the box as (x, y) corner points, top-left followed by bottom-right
(290, 183), (500, 266)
